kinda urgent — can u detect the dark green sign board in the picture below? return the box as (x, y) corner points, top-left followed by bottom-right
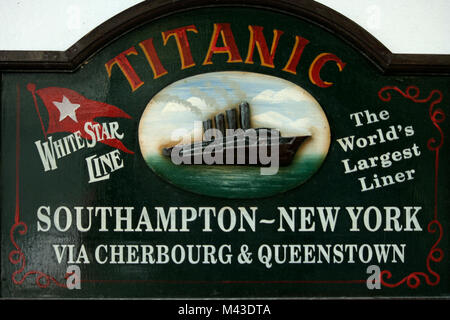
(1, 0), (449, 298)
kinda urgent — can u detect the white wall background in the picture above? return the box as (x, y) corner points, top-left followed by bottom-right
(0, 0), (449, 54)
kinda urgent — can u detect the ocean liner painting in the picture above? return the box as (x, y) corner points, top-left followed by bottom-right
(162, 101), (310, 166)
(139, 71), (331, 198)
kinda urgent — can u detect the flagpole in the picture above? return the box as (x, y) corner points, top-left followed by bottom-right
(26, 83), (47, 140)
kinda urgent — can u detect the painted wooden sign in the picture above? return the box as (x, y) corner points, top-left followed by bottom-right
(1, 0), (449, 298)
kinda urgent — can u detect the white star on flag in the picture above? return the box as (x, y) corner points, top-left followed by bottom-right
(53, 96), (80, 122)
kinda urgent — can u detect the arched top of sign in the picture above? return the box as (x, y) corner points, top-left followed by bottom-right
(0, 0), (449, 74)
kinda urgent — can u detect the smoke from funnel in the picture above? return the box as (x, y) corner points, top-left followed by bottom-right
(225, 77), (247, 102)
(155, 93), (203, 116)
(189, 87), (220, 116)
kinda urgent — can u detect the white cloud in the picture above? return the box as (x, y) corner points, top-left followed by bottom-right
(186, 97), (208, 110)
(292, 118), (312, 129)
(252, 87), (310, 104)
(252, 111), (290, 127)
(161, 101), (190, 113)
(251, 111), (312, 135)
(161, 97), (212, 116)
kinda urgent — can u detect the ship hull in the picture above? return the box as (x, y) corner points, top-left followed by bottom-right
(162, 136), (309, 167)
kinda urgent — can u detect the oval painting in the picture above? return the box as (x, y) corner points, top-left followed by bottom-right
(138, 71), (330, 198)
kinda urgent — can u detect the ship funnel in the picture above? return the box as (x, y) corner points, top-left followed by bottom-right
(239, 101), (250, 130)
(226, 109), (237, 133)
(215, 113), (225, 135)
(203, 119), (212, 133)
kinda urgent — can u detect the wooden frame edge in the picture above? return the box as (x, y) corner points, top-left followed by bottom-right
(0, 0), (449, 75)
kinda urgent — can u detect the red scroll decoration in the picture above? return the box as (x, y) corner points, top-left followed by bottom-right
(9, 224), (68, 288)
(378, 86), (445, 289)
(9, 85), (68, 288)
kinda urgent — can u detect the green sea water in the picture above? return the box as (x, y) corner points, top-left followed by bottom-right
(146, 153), (325, 198)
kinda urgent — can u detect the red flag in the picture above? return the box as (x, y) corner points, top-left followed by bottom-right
(27, 83), (134, 154)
